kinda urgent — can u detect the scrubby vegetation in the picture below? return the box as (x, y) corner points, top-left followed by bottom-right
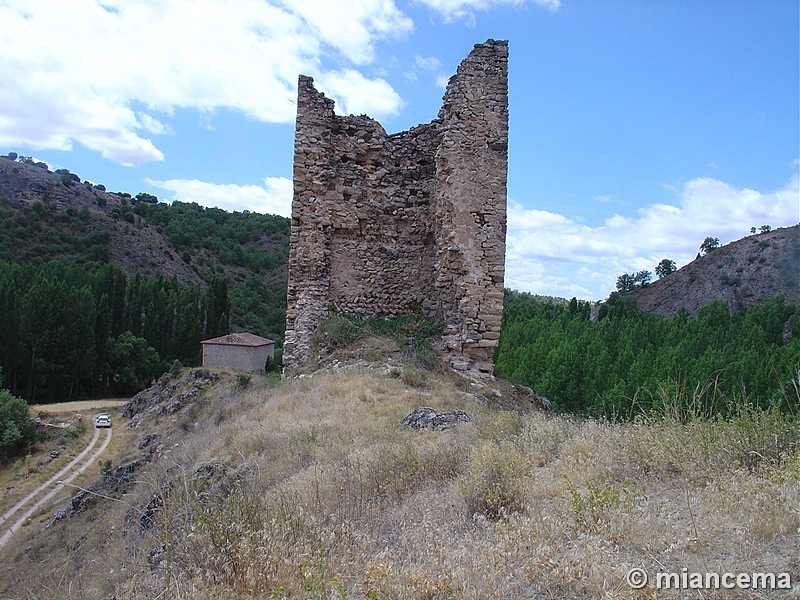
(312, 314), (445, 369)
(131, 201), (288, 276)
(0, 388), (36, 462)
(2, 368), (796, 598)
(0, 203), (109, 265)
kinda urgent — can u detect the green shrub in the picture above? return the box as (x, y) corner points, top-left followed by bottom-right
(235, 373), (252, 391)
(314, 314), (444, 367)
(315, 316), (364, 348)
(0, 389), (36, 461)
(566, 479), (643, 531)
(169, 359), (183, 378)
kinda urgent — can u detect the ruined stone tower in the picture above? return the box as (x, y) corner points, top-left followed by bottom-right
(283, 39), (508, 377)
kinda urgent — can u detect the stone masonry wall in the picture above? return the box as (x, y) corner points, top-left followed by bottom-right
(202, 344), (273, 373)
(283, 39), (508, 377)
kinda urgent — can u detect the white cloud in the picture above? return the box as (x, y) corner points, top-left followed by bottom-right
(137, 113), (171, 136)
(316, 70), (405, 119)
(147, 176), (293, 217)
(413, 0), (558, 23)
(506, 174), (800, 300)
(415, 55), (443, 71)
(279, 0), (413, 64)
(0, 0), (411, 166)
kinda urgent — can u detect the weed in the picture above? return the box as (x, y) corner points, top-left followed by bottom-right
(400, 366), (430, 388)
(566, 478), (644, 531)
(315, 316), (365, 349)
(458, 441), (527, 519)
(235, 372), (252, 391)
(479, 410), (524, 442)
(314, 314), (444, 366)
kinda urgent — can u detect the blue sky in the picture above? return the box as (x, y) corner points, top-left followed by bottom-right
(1, 0), (797, 300)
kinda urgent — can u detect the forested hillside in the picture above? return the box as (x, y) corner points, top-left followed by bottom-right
(496, 290), (800, 418)
(0, 261), (231, 403)
(0, 153), (294, 403)
(630, 224), (800, 317)
(0, 154), (290, 343)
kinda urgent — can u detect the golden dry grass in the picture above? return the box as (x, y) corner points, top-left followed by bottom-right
(29, 399), (130, 414)
(0, 367), (797, 599)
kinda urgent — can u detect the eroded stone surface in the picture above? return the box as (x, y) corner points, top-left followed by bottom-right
(401, 407), (471, 431)
(284, 40), (509, 377)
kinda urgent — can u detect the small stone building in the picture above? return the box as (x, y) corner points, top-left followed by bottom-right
(201, 333), (275, 373)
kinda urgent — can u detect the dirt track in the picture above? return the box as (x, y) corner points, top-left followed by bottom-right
(0, 426), (113, 549)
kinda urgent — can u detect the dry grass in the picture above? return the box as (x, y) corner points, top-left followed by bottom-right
(29, 399), (130, 414)
(0, 367), (798, 599)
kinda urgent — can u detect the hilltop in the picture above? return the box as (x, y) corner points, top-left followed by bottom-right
(0, 361), (796, 599)
(631, 224), (800, 317)
(0, 155), (202, 284)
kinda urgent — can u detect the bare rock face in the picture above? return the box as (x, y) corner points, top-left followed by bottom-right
(284, 40), (509, 378)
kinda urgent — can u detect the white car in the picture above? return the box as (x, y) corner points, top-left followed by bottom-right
(95, 413), (112, 428)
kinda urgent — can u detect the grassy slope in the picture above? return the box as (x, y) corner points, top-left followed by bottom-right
(0, 364), (797, 599)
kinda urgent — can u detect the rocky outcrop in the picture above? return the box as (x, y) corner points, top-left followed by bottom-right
(284, 40), (509, 378)
(634, 225), (800, 317)
(123, 368), (219, 428)
(401, 407), (471, 431)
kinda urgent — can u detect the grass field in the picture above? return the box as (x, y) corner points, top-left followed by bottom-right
(29, 399), (129, 414)
(0, 366), (796, 599)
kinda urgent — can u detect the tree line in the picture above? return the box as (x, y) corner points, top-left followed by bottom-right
(0, 260), (230, 403)
(495, 290), (800, 419)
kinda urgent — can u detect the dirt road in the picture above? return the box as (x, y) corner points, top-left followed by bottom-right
(0, 426), (113, 549)
(30, 399), (129, 414)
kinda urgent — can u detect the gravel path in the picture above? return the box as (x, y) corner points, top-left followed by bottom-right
(0, 426), (113, 549)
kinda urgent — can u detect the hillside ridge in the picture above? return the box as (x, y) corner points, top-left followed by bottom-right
(628, 224), (799, 317)
(0, 155), (290, 339)
(0, 155), (203, 284)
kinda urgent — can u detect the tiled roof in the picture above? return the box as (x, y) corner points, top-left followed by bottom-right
(201, 333), (275, 347)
